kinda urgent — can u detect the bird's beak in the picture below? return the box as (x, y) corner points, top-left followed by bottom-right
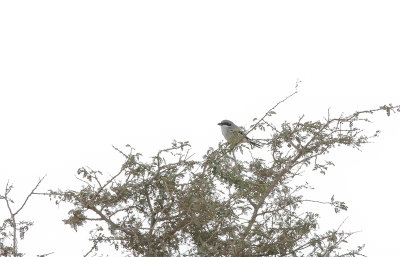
(217, 122), (222, 126)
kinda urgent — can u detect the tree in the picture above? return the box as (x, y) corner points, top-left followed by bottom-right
(3, 94), (399, 256)
(47, 93), (398, 256)
(0, 177), (50, 257)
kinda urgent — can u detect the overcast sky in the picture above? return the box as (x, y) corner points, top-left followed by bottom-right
(1, 1), (399, 256)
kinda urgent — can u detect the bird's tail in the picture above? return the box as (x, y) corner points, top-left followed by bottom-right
(248, 138), (262, 148)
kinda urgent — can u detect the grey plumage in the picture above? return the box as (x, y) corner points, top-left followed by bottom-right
(217, 120), (261, 148)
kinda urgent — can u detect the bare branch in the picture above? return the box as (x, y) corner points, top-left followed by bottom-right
(15, 176), (46, 215)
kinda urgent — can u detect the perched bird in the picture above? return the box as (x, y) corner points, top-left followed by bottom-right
(217, 120), (261, 148)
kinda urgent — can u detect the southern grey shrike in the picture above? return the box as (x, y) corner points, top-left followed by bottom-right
(218, 120), (261, 148)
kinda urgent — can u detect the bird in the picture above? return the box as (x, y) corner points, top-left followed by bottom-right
(217, 120), (261, 148)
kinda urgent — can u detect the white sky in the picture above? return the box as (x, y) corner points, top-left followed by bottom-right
(1, 1), (399, 256)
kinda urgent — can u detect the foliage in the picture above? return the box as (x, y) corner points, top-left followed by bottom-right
(47, 101), (399, 257)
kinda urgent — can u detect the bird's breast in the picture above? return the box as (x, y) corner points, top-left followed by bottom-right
(221, 126), (231, 141)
